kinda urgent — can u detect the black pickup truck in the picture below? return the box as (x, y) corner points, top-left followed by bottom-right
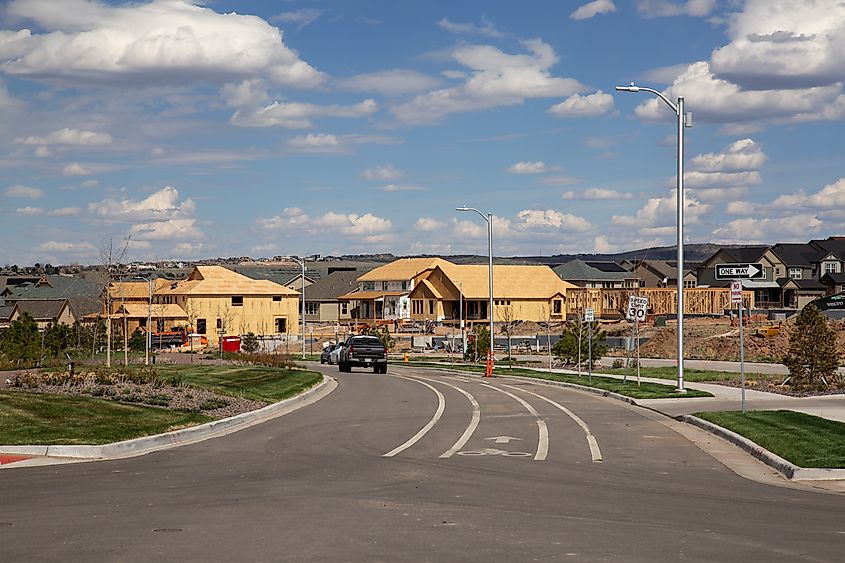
(338, 335), (388, 373)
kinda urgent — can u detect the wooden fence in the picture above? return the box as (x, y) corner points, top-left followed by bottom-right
(567, 287), (754, 317)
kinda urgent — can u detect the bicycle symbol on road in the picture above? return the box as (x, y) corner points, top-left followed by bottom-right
(457, 448), (532, 457)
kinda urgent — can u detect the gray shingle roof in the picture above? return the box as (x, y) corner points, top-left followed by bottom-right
(13, 299), (71, 321)
(304, 270), (359, 301)
(554, 259), (634, 282)
(769, 243), (820, 267)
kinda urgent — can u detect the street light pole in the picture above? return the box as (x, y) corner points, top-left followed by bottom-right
(290, 257), (307, 360)
(615, 82), (692, 392)
(456, 206), (494, 377)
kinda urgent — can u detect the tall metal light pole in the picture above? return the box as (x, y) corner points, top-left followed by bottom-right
(615, 81), (692, 392)
(456, 206), (494, 377)
(290, 257), (307, 360)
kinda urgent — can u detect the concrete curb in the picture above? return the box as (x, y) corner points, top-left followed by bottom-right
(679, 414), (845, 481)
(0, 375), (336, 461)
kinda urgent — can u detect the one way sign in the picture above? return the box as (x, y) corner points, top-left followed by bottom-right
(714, 262), (765, 280)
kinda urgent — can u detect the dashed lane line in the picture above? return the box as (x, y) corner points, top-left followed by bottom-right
(382, 375), (446, 458)
(501, 384), (603, 463)
(482, 383), (549, 461)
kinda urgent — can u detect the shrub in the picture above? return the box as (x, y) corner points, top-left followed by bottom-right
(612, 358), (624, 369)
(199, 397), (229, 410)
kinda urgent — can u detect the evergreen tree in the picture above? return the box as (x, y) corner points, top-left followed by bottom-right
(128, 328), (147, 352)
(1, 313), (40, 364)
(783, 305), (841, 390)
(241, 332), (259, 354)
(43, 322), (74, 358)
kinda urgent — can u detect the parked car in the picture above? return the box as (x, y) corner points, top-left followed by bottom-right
(338, 335), (388, 373)
(320, 343), (336, 364)
(329, 342), (345, 365)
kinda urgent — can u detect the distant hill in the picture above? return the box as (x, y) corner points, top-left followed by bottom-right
(405, 243), (728, 266)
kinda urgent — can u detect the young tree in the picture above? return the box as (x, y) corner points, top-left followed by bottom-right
(463, 325), (490, 363)
(552, 320), (607, 369)
(43, 322), (74, 358)
(496, 302), (517, 369)
(98, 237), (130, 368)
(241, 332), (259, 354)
(783, 305), (841, 390)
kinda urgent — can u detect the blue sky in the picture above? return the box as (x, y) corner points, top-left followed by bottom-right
(1, 0), (844, 265)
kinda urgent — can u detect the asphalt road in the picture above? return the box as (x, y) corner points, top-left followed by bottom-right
(2, 364), (844, 562)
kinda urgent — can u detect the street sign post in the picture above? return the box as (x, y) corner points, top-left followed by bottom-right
(715, 263), (765, 280)
(585, 308), (594, 382)
(625, 296), (648, 386)
(731, 279), (747, 413)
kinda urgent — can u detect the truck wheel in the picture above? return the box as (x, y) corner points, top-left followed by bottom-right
(372, 365), (379, 374)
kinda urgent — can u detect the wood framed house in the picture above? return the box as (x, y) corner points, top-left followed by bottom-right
(155, 266), (300, 345)
(407, 262), (576, 325)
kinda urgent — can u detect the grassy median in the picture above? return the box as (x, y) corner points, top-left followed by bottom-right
(155, 364), (322, 403)
(0, 391), (212, 445)
(601, 366), (761, 382)
(1, 364), (323, 446)
(405, 362), (711, 399)
(695, 410), (845, 468)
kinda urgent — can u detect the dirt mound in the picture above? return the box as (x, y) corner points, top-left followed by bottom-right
(638, 316), (845, 362)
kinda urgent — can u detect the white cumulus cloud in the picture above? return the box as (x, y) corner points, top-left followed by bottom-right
(507, 161), (546, 174)
(362, 165), (406, 181)
(17, 128), (112, 146)
(570, 1), (617, 20)
(232, 99), (378, 128)
(549, 91), (614, 117)
(562, 188), (633, 200)
(62, 163), (94, 176)
(391, 39), (585, 124)
(0, 0), (325, 88)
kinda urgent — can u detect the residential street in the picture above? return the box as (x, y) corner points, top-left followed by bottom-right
(2, 364), (844, 562)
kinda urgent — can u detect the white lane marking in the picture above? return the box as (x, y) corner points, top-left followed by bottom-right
(443, 376), (474, 383)
(481, 384), (548, 461)
(383, 376), (445, 458)
(406, 374), (481, 459)
(501, 384), (603, 463)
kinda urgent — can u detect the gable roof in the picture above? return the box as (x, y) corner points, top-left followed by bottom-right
(768, 243), (820, 267)
(303, 270), (359, 301)
(157, 266), (299, 297)
(358, 258), (452, 282)
(554, 259), (635, 282)
(723, 246), (768, 264)
(810, 237), (845, 259)
(416, 263), (574, 300)
(12, 299), (72, 321)
(114, 303), (188, 319)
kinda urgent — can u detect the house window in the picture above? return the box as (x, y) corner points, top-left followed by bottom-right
(275, 318), (287, 333)
(825, 262), (838, 274)
(412, 299), (423, 315)
(340, 302), (348, 315)
(216, 318), (222, 330)
(684, 280), (697, 288)
(305, 302), (319, 315)
(553, 300), (562, 314)
(231, 295), (243, 306)
(273, 295), (281, 302)
(401, 280), (407, 290)
(383, 281), (389, 290)
(363, 281), (375, 291)
(789, 268), (802, 279)
(428, 300), (434, 315)
(197, 319), (206, 334)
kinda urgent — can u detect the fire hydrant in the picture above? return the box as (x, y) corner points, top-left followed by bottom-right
(403, 352), (410, 363)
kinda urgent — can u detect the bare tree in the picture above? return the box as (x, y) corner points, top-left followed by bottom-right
(98, 237), (130, 368)
(539, 303), (554, 372)
(496, 302), (517, 370)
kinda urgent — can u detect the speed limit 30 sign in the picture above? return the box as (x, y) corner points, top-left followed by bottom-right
(626, 296), (649, 322)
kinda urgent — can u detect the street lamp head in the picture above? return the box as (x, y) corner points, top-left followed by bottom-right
(456, 206), (470, 212)
(615, 82), (640, 92)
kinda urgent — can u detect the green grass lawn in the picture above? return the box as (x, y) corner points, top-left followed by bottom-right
(407, 362), (711, 399)
(0, 365), (323, 446)
(600, 366), (758, 382)
(0, 391), (211, 445)
(695, 410), (845, 468)
(155, 364), (322, 403)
